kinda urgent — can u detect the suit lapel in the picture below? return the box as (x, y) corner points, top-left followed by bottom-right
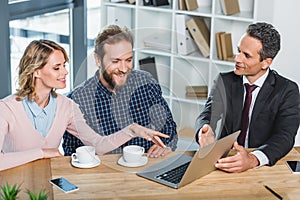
(231, 78), (244, 131)
(251, 71), (275, 124)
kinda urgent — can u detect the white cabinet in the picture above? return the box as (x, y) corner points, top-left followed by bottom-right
(100, 0), (273, 131)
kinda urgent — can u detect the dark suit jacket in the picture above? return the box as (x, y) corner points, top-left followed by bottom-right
(195, 70), (300, 166)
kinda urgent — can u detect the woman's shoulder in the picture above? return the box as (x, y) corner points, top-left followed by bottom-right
(56, 93), (79, 109)
(0, 94), (19, 106)
(56, 93), (73, 104)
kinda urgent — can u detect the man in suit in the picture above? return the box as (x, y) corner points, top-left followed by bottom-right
(195, 22), (300, 172)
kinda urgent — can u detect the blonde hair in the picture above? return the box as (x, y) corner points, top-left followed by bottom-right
(16, 39), (69, 101)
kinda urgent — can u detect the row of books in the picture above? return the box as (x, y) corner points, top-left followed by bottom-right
(215, 32), (235, 62)
(186, 86), (208, 98)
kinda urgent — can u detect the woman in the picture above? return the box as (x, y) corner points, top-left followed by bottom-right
(0, 39), (168, 171)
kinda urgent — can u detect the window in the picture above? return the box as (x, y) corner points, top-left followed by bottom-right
(10, 9), (71, 94)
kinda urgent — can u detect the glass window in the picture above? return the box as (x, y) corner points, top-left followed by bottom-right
(86, 0), (101, 78)
(10, 9), (71, 94)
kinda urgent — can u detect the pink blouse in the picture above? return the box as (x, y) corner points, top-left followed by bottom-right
(0, 94), (133, 171)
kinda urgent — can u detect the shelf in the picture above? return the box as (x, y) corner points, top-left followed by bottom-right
(176, 6), (213, 17)
(101, 0), (267, 130)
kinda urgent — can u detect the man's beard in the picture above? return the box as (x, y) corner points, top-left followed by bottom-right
(102, 69), (131, 90)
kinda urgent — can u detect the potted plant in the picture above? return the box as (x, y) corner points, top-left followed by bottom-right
(0, 183), (48, 200)
(0, 183), (21, 200)
(26, 189), (48, 200)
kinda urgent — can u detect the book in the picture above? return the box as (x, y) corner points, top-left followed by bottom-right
(220, 0), (240, 15)
(152, 0), (169, 6)
(175, 14), (197, 55)
(110, 0), (126, 2)
(186, 86), (208, 94)
(215, 32), (225, 60)
(143, 0), (153, 6)
(128, 0), (136, 4)
(178, 0), (187, 10)
(143, 32), (171, 51)
(186, 85), (208, 98)
(186, 18), (210, 58)
(185, 0), (198, 11)
(139, 56), (159, 82)
(185, 92), (208, 98)
(220, 32), (235, 61)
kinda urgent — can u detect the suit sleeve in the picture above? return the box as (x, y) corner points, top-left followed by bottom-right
(194, 74), (226, 142)
(256, 81), (300, 166)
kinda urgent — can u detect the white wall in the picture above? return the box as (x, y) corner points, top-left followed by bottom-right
(269, 0), (300, 146)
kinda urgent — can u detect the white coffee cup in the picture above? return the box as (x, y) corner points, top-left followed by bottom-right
(71, 146), (96, 164)
(123, 145), (145, 163)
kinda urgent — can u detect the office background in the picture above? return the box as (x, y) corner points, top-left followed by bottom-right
(0, 0), (299, 145)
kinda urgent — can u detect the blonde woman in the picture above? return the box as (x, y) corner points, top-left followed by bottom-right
(0, 39), (168, 171)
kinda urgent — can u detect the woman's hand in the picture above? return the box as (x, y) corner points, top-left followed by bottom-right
(129, 123), (169, 148)
(42, 148), (63, 158)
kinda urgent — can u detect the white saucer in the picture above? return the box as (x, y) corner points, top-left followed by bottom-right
(71, 156), (101, 169)
(117, 156), (148, 168)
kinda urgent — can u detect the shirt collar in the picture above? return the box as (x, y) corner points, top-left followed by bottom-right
(24, 93), (56, 117)
(243, 68), (269, 88)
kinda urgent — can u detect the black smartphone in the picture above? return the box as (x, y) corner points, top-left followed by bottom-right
(286, 161), (300, 174)
(49, 177), (79, 193)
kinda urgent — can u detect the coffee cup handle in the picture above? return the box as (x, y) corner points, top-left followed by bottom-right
(141, 147), (145, 154)
(71, 153), (78, 162)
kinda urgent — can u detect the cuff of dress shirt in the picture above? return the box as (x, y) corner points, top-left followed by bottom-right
(250, 150), (269, 168)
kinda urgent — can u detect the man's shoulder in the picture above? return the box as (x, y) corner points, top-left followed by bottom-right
(131, 70), (154, 81)
(219, 71), (241, 83)
(270, 70), (299, 90)
(69, 76), (98, 98)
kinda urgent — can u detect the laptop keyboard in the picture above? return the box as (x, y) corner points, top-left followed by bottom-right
(155, 162), (190, 184)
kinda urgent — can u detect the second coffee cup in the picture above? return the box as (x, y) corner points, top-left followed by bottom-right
(71, 146), (96, 164)
(123, 145), (145, 163)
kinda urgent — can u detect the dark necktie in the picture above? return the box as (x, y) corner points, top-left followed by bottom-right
(238, 83), (258, 146)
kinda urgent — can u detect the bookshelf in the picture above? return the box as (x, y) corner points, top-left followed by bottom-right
(100, 0), (273, 131)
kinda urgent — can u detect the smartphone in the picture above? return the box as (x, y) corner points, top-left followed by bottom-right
(49, 177), (79, 193)
(286, 161), (300, 174)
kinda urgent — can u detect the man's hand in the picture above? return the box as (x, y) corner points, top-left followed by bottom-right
(215, 141), (259, 173)
(198, 124), (215, 147)
(147, 144), (172, 158)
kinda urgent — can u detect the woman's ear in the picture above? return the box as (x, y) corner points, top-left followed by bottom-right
(34, 70), (41, 78)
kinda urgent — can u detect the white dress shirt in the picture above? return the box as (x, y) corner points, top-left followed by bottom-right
(242, 69), (269, 167)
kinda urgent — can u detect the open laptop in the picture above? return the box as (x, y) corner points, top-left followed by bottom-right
(136, 131), (240, 189)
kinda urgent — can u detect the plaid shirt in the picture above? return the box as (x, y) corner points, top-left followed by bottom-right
(63, 70), (177, 155)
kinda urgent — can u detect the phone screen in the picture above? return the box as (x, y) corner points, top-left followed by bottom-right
(49, 177), (79, 193)
(286, 161), (300, 174)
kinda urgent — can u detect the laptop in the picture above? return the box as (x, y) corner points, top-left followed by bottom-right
(136, 131), (240, 189)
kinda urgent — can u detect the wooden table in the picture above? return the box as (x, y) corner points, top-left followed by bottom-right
(1, 148), (300, 200)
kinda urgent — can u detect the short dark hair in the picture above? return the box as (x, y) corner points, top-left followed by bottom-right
(247, 22), (281, 61)
(94, 25), (133, 62)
